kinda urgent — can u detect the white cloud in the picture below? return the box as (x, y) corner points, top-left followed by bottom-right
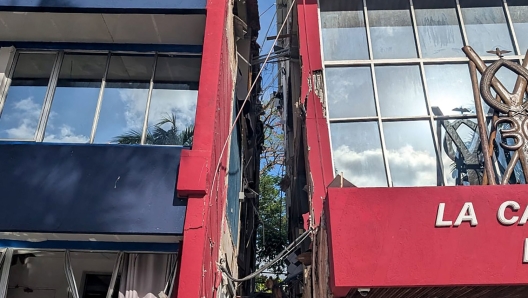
(333, 144), (438, 187)
(3, 97), (41, 139)
(2, 97), (89, 143)
(3, 88), (198, 142)
(118, 89), (198, 131)
(44, 125), (89, 143)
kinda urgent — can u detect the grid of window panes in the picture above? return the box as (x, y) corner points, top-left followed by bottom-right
(320, 0), (528, 187)
(0, 51), (200, 146)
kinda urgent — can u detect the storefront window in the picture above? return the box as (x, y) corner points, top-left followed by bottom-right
(0, 51), (200, 146)
(320, 0), (528, 187)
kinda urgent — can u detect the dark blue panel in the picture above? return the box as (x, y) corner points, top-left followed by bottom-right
(0, 42), (203, 54)
(226, 110), (242, 245)
(0, 0), (206, 13)
(0, 240), (179, 252)
(0, 142), (186, 235)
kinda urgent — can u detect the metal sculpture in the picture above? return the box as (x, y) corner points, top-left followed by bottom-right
(463, 46), (528, 185)
(441, 119), (484, 185)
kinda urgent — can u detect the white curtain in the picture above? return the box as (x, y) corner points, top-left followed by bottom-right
(118, 254), (177, 298)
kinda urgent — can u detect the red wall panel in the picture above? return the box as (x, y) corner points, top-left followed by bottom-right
(326, 185), (528, 297)
(175, 0), (234, 296)
(297, 0), (334, 227)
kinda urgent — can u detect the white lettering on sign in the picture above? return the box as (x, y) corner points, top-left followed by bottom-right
(519, 207), (528, 225)
(436, 202), (528, 263)
(435, 202), (477, 227)
(435, 203), (452, 227)
(525, 239), (528, 263)
(498, 201), (520, 225)
(496, 201), (528, 225)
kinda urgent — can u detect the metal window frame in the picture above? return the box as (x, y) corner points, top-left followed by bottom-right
(0, 49), (201, 145)
(0, 248), (13, 298)
(319, 0), (524, 187)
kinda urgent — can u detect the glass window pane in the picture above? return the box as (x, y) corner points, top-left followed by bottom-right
(490, 61), (519, 93)
(376, 65), (427, 117)
(330, 122), (387, 187)
(508, 1), (528, 54)
(368, 0), (417, 59)
(436, 119), (483, 186)
(460, 0), (514, 57)
(154, 56), (201, 83)
(0, 53), (56, 140)
(320, 0), (369, 61)
(44, 54), (107, 143)
(145, 57), (200, 146)
(425, 64), (475, 116)
(94, 55), (154, 144)
(383, 121), (438, 186)
(326, 67), (376, 118)
(414, 1), (465, 58)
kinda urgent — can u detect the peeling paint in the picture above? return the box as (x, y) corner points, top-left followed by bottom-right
(312, 70), (326, 118)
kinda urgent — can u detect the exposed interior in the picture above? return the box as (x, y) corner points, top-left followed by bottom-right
(1, 250), (178, 298)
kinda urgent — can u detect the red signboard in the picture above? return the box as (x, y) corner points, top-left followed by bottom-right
(325, 185), (528, 297)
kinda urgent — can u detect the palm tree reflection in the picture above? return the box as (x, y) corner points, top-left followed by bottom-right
(114, 113), (194, 146)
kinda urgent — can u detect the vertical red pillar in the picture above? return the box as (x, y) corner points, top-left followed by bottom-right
(174, 0), (234, 296)
(297, 0), (334, 227)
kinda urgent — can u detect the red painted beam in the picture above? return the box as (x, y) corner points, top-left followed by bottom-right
(326, 185), (528, 297)
(175, 0), (233, 296)
(297, 0), (334, 227)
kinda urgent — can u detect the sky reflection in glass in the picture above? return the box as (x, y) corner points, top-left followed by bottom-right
(320, 0), (368, 61)
(460, 1), (514, 56)
(0, 53), (56, 140)
(368, 1), (417, 59)
(44, 54), (107, 143)
(376, 65), (427, 117)
(425, 64), (475, 116)
(93, 55), (153, 144)
(509, 3), (528, 54)
(414, 2), (464, 58)
(326, 67), (376, 118)
(331, 121), (387, 187)
(383, 121), (437, 187)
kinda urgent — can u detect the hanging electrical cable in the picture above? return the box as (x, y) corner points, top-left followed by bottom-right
(208, 0), (296, 200)
(219, 227), (312, 282)
(259, 3), (276, 17)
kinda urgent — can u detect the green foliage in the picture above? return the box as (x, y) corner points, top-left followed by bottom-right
(113, 113), (194, 146)
(256, 170), (288, 274)
(255, 275), (271, 293)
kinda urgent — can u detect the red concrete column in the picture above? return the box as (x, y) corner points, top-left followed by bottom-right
(297, 0), (334, 227)
(174, 0), (234, 296)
